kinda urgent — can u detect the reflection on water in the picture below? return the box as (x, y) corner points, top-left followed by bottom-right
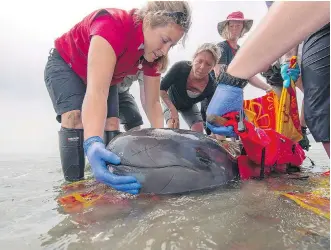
(0, 144), (329, 250)
(43, 179), (330, 250)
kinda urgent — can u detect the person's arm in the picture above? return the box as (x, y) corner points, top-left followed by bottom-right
(160, 87), (177, 115)
(82, 35), (116, 139)
(143, 75), (164, 128)
(160, 90), (174, 108)
(160, 89), (180, 129)
(248, 75), (272, 92)
(227, 1), (330, 79)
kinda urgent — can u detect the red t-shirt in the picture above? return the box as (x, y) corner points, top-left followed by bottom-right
(55, 8), (160, 85)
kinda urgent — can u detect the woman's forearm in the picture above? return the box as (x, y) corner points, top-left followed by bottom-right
(82, 92), (107, 139)
(227, 1), (330, 79)
(160, 90), (177, 112)
(248, 75), (272, 91)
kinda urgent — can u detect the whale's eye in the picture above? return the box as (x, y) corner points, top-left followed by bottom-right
(195, 148), (212, 165)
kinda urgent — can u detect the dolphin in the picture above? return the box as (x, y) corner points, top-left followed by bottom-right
(106, 128), (239, 195)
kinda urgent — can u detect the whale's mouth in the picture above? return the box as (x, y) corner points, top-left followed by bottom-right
(108, 164), (200, 173)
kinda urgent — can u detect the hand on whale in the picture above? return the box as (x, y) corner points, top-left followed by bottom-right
(84, 136), (141, 195)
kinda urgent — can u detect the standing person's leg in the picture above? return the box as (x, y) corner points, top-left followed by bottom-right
(301, 25), (330, 157)
(44, 49), (86, 181)
(296, 43), (307, 128)
(296, 77), (307, 126)
(295, 42), (311, 150)
(295, 77), (311, 151)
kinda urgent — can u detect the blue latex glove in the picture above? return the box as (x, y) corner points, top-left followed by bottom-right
(206, 122), (236, 137)
(206, 84), (243, 136)
(84, 136), (141, 195)
(280, 62), (300, 88)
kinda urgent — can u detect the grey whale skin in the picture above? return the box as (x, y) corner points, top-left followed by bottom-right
(106, 128), (239, 195)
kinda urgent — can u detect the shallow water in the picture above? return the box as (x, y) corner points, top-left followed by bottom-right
(0, 143), (329, 250)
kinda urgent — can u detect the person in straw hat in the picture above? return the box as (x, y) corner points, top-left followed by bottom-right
(213, 11), (272, 92)
(215, 11), (253, 68)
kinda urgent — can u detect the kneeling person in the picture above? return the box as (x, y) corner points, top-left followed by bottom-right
(160, 43), (220, 133)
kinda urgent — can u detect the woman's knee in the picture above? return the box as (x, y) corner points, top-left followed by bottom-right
(105, 117), (120, 131)
(61, 110), (83, 129)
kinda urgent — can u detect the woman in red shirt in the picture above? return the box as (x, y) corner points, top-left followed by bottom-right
(44, 2), (192, 194)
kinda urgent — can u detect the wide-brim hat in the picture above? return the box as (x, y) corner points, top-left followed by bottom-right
(217, 11), (253, 38)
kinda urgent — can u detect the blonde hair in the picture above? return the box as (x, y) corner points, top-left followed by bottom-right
(192, 43), (221, 66)
(221, 22), (248, 40)
(135, 1), (192, 73)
